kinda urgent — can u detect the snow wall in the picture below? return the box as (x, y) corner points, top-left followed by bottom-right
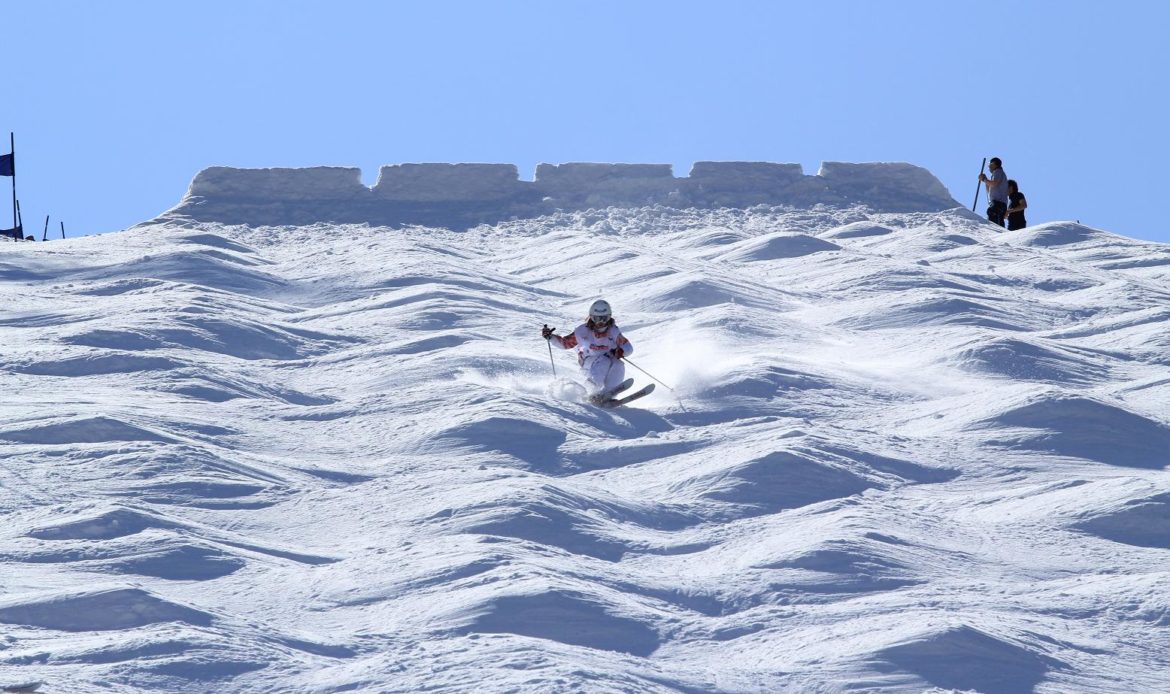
(159, 161), (960, 229)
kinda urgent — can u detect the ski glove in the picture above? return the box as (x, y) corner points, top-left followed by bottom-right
(611, 347), (625, 359)
(541, 325), (555, 340)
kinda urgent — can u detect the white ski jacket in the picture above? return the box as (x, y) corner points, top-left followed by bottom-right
(552, 323), (633, 366)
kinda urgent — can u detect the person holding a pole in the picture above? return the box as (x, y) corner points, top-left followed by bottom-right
(541, 299), (634, 403)
(978, 157), (1009, 227)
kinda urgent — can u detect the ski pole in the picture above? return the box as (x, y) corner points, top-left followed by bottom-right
(622, 356), (688, 412)
(972, 157), (986, 212)
(543, 325), (557, 378)
(621, 357), (673, 391)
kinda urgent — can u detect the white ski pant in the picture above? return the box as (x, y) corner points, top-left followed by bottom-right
(583, 353), (626, 393)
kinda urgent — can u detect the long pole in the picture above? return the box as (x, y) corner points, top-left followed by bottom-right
(60, 221), (65, 239)
(621, 356), (687, 412)
(15, 199), (22, 241)
(42, 215), (49, 242)
(9, 133), (16, 235)
(622, 356), (674, 391)
(972, 157), (986, 212)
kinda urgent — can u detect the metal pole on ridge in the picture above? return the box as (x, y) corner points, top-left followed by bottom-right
(9, 133), (16, 237)
(972, 157), (987, 212)
(42, 215), (49, 242)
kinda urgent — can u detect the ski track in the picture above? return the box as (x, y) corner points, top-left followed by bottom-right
(1, 209), (1169, 692)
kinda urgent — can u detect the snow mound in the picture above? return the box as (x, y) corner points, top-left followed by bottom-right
(635, 273), (785, 312)
(100, 543), (247, 581)
(174, 232), (258, 254)
(715, 233), (841, 262)
(0, 588), (214, 631)
(27, 506), (183, 540)
(129, 477), (274, 509)
(833, 266), (983, 294)
(680, 449), (875, 517)
(1076, 492), (1170, 549)
(8, 534), (248, 581)
(842, 295), (1031, 332)
(457, 589), (661, 656)
(758, 539), (922, 594)
(699, 363), (832, 405)
(957, 337), (1112, 384)
(0, 416), (174, 445)
(1002, 221), (1106, 247)
(9, 352), (185, 376)
(688, 227), (748, 247)
(436, 416), (567, 468)
(822, 221), (895, 239)
(81, 250), (286, 296)
(977, 394), (1170, 468)
(872, 625), (1061, 693)
(448, 480), (697, 561)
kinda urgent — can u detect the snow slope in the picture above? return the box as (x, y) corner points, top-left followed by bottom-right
(2, 200), (1170, 692)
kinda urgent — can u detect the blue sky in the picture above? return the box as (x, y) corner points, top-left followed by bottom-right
(5, 1), (1168, 241)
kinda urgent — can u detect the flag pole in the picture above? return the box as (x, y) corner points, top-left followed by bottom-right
(61, 221), (66, 239)
(9, 133), (16, 236)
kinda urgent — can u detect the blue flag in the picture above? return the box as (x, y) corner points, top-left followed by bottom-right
(0, 225), (22, 239)
(0, 153), (12, 177)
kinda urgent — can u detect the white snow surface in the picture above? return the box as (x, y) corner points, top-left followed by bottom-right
(3, 203), (1170, 692)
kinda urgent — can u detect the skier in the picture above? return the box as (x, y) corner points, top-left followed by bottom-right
(542, 299), (634, 403)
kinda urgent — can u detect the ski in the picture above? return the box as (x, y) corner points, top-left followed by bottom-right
(600, 383), (655, 408)
(607, 377), (634, 397)
(588, 378), (634, 405)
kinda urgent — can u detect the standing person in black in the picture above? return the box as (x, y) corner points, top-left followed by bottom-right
(1006, 179), (1027, 231)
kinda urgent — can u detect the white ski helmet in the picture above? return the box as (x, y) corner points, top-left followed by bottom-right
(588, 299), (613, 326)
